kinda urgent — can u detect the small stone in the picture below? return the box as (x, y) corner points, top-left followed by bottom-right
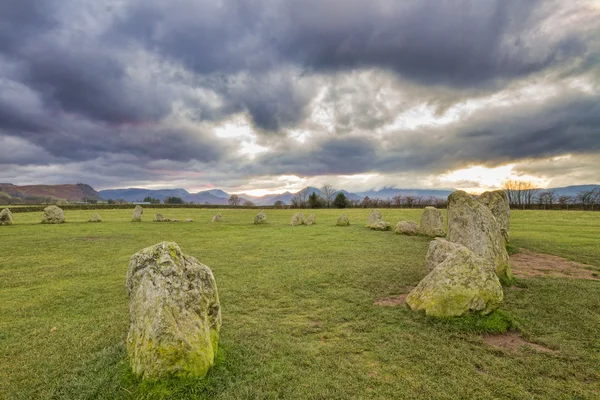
(126, 242), (221, 379)
(0, 208), (13, 225)
(406, 246), (504, 317)
(419, 207), (444, 237)
(290, 212), (305, 226)
(212, 213), (222, 223)
(88, 213), (102, 222)
(365, 209), (382, 228)
(154, 213), (165, 222)
(254, 210), (267, 224)
(132, 205), (143, 222)
(394, 220), (418, 235)
(305, 214), (316, 226)
(42, 205), (65, 224)
(336, 215), (350, 226)
(369, 220), (391, 231)
(185, 218), (194, 222)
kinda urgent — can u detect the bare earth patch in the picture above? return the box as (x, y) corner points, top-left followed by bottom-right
(483, 333), (557, 354)
(374, 288), (414, 306)
(510, 248), (599, 280)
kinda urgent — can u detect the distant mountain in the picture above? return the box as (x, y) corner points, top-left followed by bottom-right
(0, 183), (102, 204)
(98, 188), (191, 202)
(357, 187), (455, 199)
(546, 185), (600, 197)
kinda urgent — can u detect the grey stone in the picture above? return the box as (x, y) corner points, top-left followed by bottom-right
(0, 208), (13, 225)
(132, 205), (143, 222)
(478, 190), (510, 243)
(336, 215), (350, 226)
(425, 238), (464, 270)
(42, 205), (65, 224)
(126, 242), (221, 379)
(447, 190), (511, 279)
(419, 207), (444, 237)
(305, 214), (316, 226)
(211, 213), (222, 223)
(88, 213), (102, 222)
(254, 210), (267, 224)
(394, 220), (419, 235)
(365, 209), (382, 227)
(290, 212), (305, 226)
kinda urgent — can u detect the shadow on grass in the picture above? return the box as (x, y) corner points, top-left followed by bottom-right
(411, 309), (521, 335)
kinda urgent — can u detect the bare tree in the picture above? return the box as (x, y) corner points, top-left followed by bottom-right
(392, 195), (404, 207)
(320, 184), (337, 208)
(578, 189), (599, 210)
(228, 194), (240, 206)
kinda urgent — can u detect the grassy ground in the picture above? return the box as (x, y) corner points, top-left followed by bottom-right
(0, 208), (599, 399)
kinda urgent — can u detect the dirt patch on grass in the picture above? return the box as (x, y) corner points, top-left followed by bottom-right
(374, 294), (408, 306)
(483, 332), (557, 354)
(510, 248), (599, 280)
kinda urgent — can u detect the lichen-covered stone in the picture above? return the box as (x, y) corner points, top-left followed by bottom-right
(154, 213), (166, 222)
(126, 242), (221, 379)
(447, 190), (511, 279)
(211, 214), (222, 223)
(290, 212), (305, 226)
(336, 215), (350, 226)
(477, 190), (510, 243)
(365, 209), (382, 228)
(305, 214), (316, 226)
(425, 238), (464, 270)
(42, 205), (65, 224)
(254, 210), (267, 224)
(419, 207), (444, 237)
(0, 208), (13, 225)
(394, 220), (418, 235)
(368, 220), (391, 231)
(132, 205), (143, 222)
(406, 246), (504, 317)
(88, 213), (102, 222)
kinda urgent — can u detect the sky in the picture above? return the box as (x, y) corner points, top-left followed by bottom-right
(0, 0), (599, 195)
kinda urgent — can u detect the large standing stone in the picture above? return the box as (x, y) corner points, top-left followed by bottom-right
(419, 207), (444, 237)
(305, 214), (316, 226)
(478, 190), (510, 243)
(0, 208), (13, 225)
(290, 212), (305, 226)
(126, 242), (221, 379)
(425, 238), (464, 270)
(42, 205), (65, 224)
(211, 213), (222, 223)
(447, 190), (511, 278)
(254, 210), (267, 224)
(132, 205), (143, 222)
(336, 215), (350, 226)
(365, 209), (382, 227)
(88, 213), (102, 222)
(406, 246), (504, 317)
(394, 221), (419, 235)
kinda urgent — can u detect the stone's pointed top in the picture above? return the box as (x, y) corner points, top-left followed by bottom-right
(477, 190), (510, 243)
(212, 213), (222, 222)
(132, 205), (143, 222)
(126, 241), (221, 379)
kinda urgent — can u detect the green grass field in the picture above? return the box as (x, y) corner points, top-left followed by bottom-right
(1, 208), (599, 399)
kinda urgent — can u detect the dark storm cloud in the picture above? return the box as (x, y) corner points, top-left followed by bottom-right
(0, 0), (599, 189)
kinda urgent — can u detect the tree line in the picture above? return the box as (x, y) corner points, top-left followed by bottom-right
(502, 180), (600, 210)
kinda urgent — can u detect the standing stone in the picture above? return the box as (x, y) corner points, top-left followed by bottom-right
(254, 210), (267, 224)
(336, 215), (350, 226)
(305, 214), (316, 226)
(394, 221), (419, 235)
(290, 212), (305, 226)
(132, 205), (143, 222)
(154, 213), (166, 222)
(365, 209), (382, 228)
(88, 213), (102, 222)
(419, 207), (444, 237)
(447, 190), (511, 278)
(0, 208), (13, 225)
(126, 242), (221, 379)
(425, 238), (464, 270)
(42, 205), (65, 224)
(211, 213), (222, 223)
(478, 190), (510, 243)
(406, 246), (504, 317)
